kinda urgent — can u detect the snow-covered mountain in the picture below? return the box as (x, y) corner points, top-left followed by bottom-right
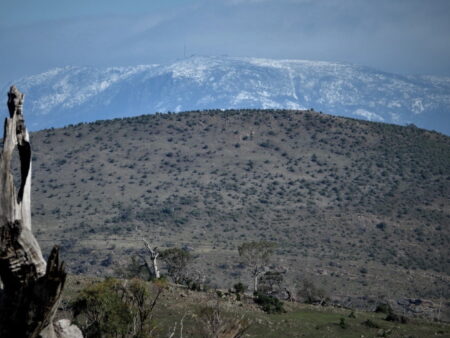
(2, 56), (450, 134)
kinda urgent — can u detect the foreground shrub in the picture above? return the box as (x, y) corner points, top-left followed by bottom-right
(72, 278), (132, 337)
(197, 301), (250, 338)
(72, 278), (163, 337)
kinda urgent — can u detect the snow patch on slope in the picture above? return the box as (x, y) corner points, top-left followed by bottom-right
(4, 56), (450, 134)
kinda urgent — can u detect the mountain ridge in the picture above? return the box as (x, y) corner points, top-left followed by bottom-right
(2, 56), (450, 134)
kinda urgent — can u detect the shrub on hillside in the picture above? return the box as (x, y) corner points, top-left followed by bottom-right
(297, 279), (328, 305)
(375, 303), (392, 314)
(385, 312), (408, 323)
(233, 282), (247, 294)
(253, 292), (285, 314)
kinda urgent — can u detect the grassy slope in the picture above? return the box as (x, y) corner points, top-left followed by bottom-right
(22, 109), (449, 315)
(62, 275), (450, 337)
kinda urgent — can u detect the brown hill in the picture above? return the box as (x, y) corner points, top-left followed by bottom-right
(23, 109), (449, 312)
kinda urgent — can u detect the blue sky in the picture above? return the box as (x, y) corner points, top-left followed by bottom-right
(1, 0), (450, 85)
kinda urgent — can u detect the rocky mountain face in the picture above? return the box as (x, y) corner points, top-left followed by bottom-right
(2, 56), (450, 134)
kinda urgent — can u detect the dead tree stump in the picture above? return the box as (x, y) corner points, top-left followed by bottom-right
(0, 86), (81, 338)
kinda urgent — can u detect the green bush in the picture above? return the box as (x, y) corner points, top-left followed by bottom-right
(160, 247), (192, 284)
(72, 278), (162, 337)
(375, 303), (392, 314)
(72, 278), (133, 337)
(339, 318), (347, 329)
(233, 282), (247, 294)
(385, 312), (408, 323)
(253, 292), (285, 314)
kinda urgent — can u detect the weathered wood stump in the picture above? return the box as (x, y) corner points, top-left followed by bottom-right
(0, 86), (81, 338)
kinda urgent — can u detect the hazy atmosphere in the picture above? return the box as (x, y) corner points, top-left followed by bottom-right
(1, 0), (450, 85)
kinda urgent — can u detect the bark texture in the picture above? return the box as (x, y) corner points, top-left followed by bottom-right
(0, 86), (81, 338)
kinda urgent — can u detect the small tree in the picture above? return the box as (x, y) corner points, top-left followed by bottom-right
(297, 279), (328, 305)
(116, 255), (151, 280)
(238, 241), (276, 292)
(160, 248), (192, 284)
(233, 282), (247, 295)
(72, 278), (164, 337)
(72, 279), (133, 337)
(125, 278), (164, 336)
(259, 271), (284, 297)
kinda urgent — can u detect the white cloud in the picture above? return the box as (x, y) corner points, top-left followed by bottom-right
(353, 109), (384, 122)
(389, 112), (401, 123)
(412, 98), (425, 115)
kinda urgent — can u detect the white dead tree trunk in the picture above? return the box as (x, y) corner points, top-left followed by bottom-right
(141, 238), (160, 279)
(252, 269), (264, 293)
(133, 225), (161, 280)
(0, 86), (82, 338)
